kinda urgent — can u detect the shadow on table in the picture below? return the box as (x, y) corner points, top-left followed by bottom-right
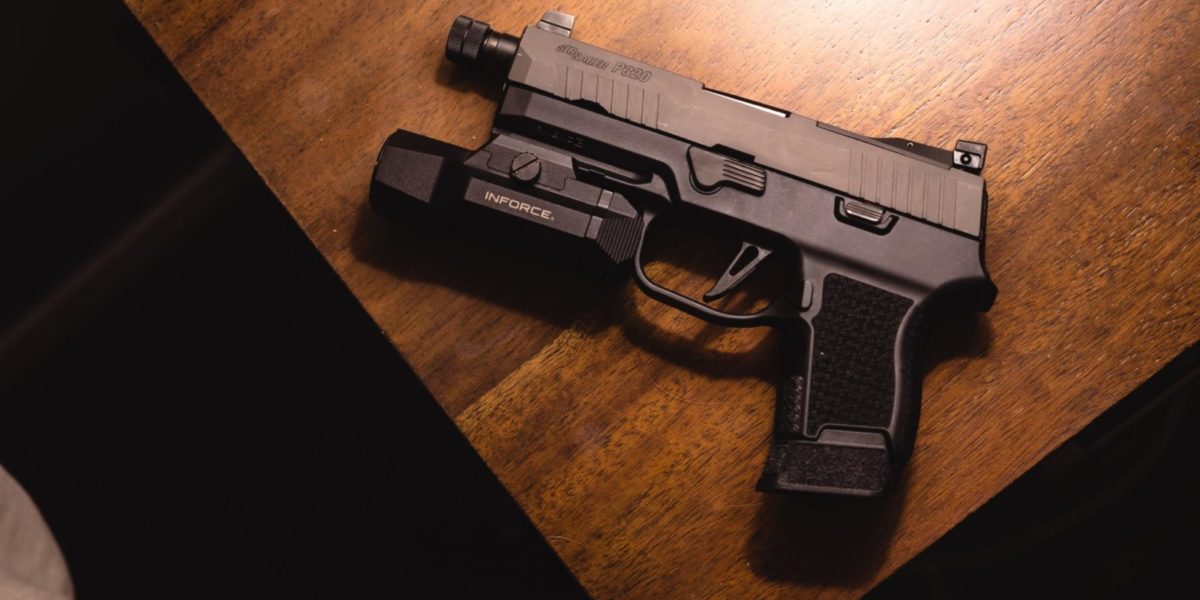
(745, 480), (909, 588)
(923, 307), (994, 368)
(352, 197), (789, 383)
(434, 59), (505, 105)
(350, 200), (622, 330)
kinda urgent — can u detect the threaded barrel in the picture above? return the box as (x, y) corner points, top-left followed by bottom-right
(445, 16), (519, 75)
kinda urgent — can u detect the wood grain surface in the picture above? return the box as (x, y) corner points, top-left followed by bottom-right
(124, 0), (1200, 597)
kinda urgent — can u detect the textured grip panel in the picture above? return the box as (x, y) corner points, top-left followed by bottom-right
(807, 274), (913, 434)
(757, 274), (922, 496)
(760, 441), (892, 494)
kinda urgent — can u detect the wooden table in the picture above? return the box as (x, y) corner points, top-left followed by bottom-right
(125, 1), (1200, 596)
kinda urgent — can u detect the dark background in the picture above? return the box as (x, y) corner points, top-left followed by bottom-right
(2, 2), (1196, 598)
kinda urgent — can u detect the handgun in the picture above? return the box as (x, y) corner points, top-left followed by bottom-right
(370, 11), (997, 496)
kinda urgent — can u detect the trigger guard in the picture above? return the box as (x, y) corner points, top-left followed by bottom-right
(632, 210), (791, 328)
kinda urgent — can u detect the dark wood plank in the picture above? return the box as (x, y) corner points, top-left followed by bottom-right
(124, 0), (1200, 596)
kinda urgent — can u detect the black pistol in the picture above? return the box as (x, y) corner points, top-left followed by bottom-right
(370, 11), (997, 497)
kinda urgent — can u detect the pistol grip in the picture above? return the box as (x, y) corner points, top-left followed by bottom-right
(757, 274), (927, 497)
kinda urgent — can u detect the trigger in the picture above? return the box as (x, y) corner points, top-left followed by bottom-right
(703, 241), (773, 302)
